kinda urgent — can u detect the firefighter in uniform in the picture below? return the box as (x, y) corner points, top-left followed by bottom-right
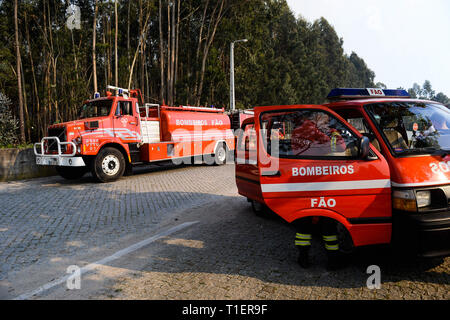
(290, 112), (345, 270)
(294, 217), (342, 270)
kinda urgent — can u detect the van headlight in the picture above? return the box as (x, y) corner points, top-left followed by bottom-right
(393, 189), (417, 212)
(416, 191), (431, 208)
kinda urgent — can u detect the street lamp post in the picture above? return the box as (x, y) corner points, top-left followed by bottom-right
(230, 39), (248, 111)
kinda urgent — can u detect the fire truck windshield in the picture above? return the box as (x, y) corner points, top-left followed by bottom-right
(365, 101), (450, 155)
(80, 100), (113, 119)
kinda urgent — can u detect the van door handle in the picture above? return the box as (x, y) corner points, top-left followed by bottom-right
(261, 170), (281, 177)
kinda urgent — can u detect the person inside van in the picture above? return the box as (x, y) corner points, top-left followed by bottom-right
(382, 118), (408, 152)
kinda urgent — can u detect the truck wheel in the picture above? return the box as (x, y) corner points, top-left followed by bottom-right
(214, 143), (227, 165)
(92, 147), (126, 182)
(56, 166), (88, 180)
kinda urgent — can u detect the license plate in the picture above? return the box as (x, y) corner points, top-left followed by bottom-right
(37, 157), (58, 165)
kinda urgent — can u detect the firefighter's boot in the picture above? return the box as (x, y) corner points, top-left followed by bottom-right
(326, 250), (344, 271)
(323, 234), (343, 270)
(295, 233), (312, 268)
(297, 247), (311, 269)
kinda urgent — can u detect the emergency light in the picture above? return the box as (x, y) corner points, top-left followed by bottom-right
(327, 88), (411, 100)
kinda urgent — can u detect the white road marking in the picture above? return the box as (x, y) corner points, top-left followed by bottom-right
(13, 221), (199, 300)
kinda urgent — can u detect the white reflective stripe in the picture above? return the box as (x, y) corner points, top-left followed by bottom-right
(236, 158), (257, 165)
(391, 181), (450, 188)
(261, 179), (391, 193)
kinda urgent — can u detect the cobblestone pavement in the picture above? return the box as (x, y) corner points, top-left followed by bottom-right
(0, 164), (449, 300)
(100, 198), (450, 300)
(0, 163), (236, 283)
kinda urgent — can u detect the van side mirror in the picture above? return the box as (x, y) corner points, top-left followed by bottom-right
(359, 136), (370, 159)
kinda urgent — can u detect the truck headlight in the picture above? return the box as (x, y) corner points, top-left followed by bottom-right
(416, 191), (431, 208)
(393, 189), (417, 212)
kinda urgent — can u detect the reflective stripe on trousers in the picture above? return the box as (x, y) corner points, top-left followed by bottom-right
(295, 233), (311, 247)
(323, 235), (339, 251)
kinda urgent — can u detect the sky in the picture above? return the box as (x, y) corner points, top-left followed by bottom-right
(286, 0), (450, 96)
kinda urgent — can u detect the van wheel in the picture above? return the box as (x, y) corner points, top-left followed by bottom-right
(214, 143), (227, 165)
(56, 166), (88, 180)
(92, 147), (125, 183)
(337, 223), (354, 254)
(251, 200), (265, 217)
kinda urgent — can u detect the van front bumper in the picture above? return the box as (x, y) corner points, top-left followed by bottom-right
(393, 209), (450, 258)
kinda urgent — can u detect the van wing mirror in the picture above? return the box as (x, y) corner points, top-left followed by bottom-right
(359, 136), (370, 159)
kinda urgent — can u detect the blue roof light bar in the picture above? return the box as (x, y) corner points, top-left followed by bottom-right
(327, 88), (411, 100)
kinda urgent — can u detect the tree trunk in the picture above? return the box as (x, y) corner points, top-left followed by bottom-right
(196, 0), (225, 106)
(192, 0), (209, 103)
(174, 0), (180, 103)
(25, 11), (41, 139)
(14, 0), (25, 143)
(114, 0), (118, 87)
(92, 0), (98, 93)
(170, 0), (176, 105)
(139, 0), (145, 95)
(167, 2), (172, 105)
(159, 0), (165, 104)
(127, 0), (131, 74)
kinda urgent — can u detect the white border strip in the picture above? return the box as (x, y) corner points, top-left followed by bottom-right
(261, 179), (391, 193)
(13, 221), (199, 300)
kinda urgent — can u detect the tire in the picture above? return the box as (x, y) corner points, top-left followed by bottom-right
(214, 143), (227, 165)
(336, 222), (355, 255)
(91, 147), (126, 183)
(56, 166), (88, 180)
(250, 200), (266, 217)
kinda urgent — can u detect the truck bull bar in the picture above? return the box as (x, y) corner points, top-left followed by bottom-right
(34, 137), (86, 167)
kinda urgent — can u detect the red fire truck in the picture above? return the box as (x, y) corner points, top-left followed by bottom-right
(34, 86), (234, 182)
(236, 88), (450, 257)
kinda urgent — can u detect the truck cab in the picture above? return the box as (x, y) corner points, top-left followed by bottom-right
(235, 88), (450, 257)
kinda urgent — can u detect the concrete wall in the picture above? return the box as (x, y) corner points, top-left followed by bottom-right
(0, 148), (56, 181)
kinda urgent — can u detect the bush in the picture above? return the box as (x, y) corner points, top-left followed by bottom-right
(0, 92), (19, 147)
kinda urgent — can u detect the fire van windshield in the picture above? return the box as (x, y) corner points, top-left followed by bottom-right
(365, 101), (450, 156)
(80, 100), (113, 119)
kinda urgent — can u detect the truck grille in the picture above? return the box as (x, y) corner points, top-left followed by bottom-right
(47, 127), (67, 153)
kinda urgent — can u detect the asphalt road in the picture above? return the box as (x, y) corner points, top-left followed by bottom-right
(0, 163), (448, 300)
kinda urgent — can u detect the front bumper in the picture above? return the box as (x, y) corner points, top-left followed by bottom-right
(392, 209), (450, 258)
(34, 137), (86, 167)
(35, 155), (86, 167)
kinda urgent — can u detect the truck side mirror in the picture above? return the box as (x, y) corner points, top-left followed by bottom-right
(359, 136), (370, 159)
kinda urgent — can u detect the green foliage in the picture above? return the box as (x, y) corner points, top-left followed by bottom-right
(0, 92), (19, 147)
(407, 81), (448, 104)
(0, 0), (402, 141)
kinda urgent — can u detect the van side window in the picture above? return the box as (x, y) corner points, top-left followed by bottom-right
(260, 110), (359, 158)
(335, 109), (382, 152)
